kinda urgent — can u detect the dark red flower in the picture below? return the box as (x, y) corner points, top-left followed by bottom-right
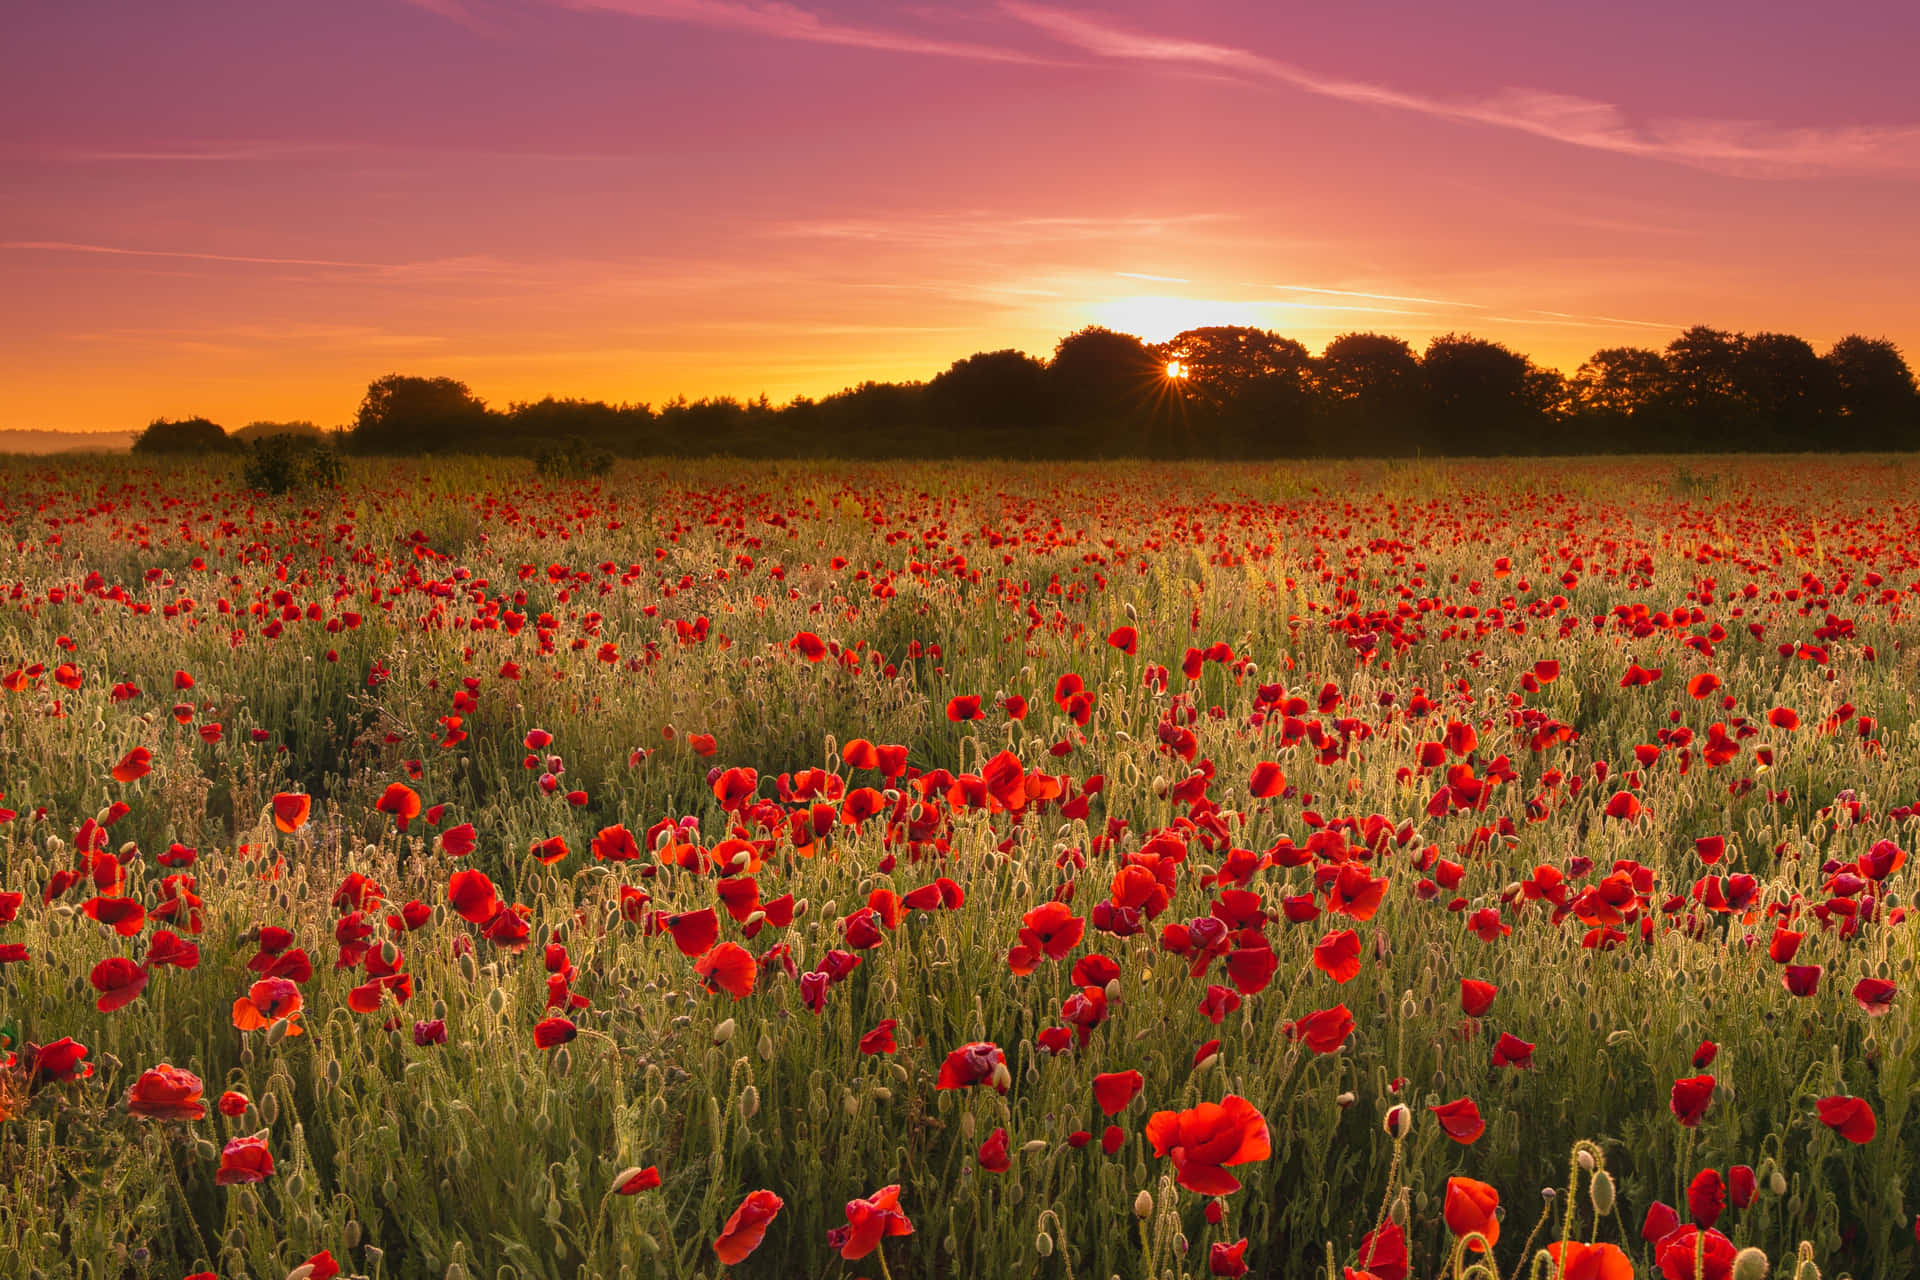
(1145, 1094), (1271, 1195)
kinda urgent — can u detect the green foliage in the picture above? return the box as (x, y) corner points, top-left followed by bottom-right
(533, 436), (614, 480)
(132, 416), (235, 454)
(241, 434), (345, 494)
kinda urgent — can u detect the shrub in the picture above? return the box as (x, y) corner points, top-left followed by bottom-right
(241, 433), (344, 494)
(534, 435), (614, 479)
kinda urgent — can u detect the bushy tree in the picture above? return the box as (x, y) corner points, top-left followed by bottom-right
(131, 417), (235, 454)
(349, 375), (494, 454)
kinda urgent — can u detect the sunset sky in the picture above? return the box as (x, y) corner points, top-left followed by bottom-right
(6, 0), (1920, 432)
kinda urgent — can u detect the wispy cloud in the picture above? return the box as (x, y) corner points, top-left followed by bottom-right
(554, 0), (1060, 65)
(777, 211), (1230, 249)
(1115, 271), (1189, 283)
(2, 240), (390, 270)
(1000, 2), (1920, 177)
(1254, 283), (1485, 309)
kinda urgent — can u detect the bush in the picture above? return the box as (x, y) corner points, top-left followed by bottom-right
(241, 434), (344, 494)
(534, 435), (614, 479)
(131, 416), (234, 454)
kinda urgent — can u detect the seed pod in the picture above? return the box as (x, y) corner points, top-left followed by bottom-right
(1589, 1170), (1615, 1217)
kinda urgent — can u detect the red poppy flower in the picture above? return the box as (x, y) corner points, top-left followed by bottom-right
(22, 1037), (91, 1084)
(1443, 1177), (1499, 1250)
(1428, 1097), (1485, 1143)
(859, 1019), (898, 1055)
(111, 747), (153, 783)
(977, 1126), (1011, 1173)
(1687, 1167), (1724, 1228)
(271, 793), (312, 833)
(665, 908), (720, 958)
(1491, 1033), (1534, 1069)
(789, 630), (827, 661)
(1853, 977), (1896, 1015)
(125, 1063), (205, 1120)
(232, 978), (304, 1035)
(1782, 965), (1821, 997)
(438, 822), (478, 858)
(714, 1189), (784, 1264)
(1670, 1075), (1715, 1127)
(83, 895), (147, 937)
(375, 782), (422, 830)
(215, 1135), (275, 1185)
(936, 1042), (1008, 1092)
(831, 1184), (913, 1259)
(1209, 1239), (1249, 1277)
(1144, 1094), (1271, 1195)
(1459, 979), (1498, 1016)
(946, 695), (983, 722)
(1107, 625), (1138, 655)
(1093, 1069), (1143, 1115)
(1312, 929), (1362, 983)
(1248, 761), (1285, 798)
(1654, 1227), (1735, 1280)
(447, 869), (500, 924)
(1546, 1241), (1634, 1280)
(615, 1165), (662, 1194)
(1641, 1201), (1681, 1244)
(1355, 1221), (1409, 1280)
(1817, 1094), (1876, 1143)
(590, 824), (641, 862)
(1284, 1004), (1354, 1054)
(533, 1016), (577, 1049)
(89, 956), (150, 1011)
(1007, 901), (1085, 974)
(218, 1090), (249, 1117)
(1728, 1165), (1755, 1209)
(147, 932), (195, 974)
(695, 941), (756, 999)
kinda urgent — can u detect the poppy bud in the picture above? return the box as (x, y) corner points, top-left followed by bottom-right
(265, 1018), (289, 1047)
(1589, 1169), (1615, 1216)
(1770, 1169), (1787, 1196)
(871, 1086), (892, 1103)
(486, 988), (506, 1016)
(1104, 979), (1122, 1003)
(1022, 1140), (1047, 1154)
(990, 1061), (1013, 1093)
(286, 1172), (306, 1199)
(712, 1018), (736, 1045)
(1134, 1190), (1154, 1218)
(1399, 993), (1417, 1021)
(757, 1033), (774, 1061)
(194, 1137), (218, 1161)
(960, 1113), (976, 1140)
(740, 1085), (760, 1119)
(1577, 1149), (1595, 1172)
(261, 1092), (280, 1124)
(1731, 1248), (1770, 1280)
(552, 1047), (570, 1076)
(344, 1220), (362, 1249)
(1336, 1092), (1355, 1109)
(1384, 1104), (1411, 1139)
(1036, 1232), (1053, 1257)
(1175, 1234), (1189, 1254)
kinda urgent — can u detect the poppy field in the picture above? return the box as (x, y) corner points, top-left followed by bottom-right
(5, 453), (1919, 1280)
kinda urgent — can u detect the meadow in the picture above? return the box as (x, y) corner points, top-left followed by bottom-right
(2, 452), (1916, 1280)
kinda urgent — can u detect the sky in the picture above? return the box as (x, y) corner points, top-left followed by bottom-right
(5, 0), (1919, 432)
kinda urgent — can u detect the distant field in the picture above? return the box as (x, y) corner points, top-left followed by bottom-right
(0, 429), (135, 454)
(2, 454), (1916, 1280)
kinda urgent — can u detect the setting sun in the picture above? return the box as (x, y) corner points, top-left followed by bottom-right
(1165, 360), (1186, 379)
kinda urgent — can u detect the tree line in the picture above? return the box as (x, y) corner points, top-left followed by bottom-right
(133, 324), (1919, 460)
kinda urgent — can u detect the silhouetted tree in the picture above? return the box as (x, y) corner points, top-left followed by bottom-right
(1049, 326), (1170, 456)
(1826, 336), (1919, 450)
(1158, 327), (1314, 455)
(1420, 334), (1558, 454)
(350, 375), (495, 453)
(1314, 333), (1422, 454)
(132, 416), (235, 454)
(926, 350), (1054, 454)
(1657, 326), (1744, 450)
(1569, 347), (1668, 449)
(1734, 332), (1839, 451)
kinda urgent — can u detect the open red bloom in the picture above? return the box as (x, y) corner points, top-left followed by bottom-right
(83, 895), (147, 937)
(1655, 1227), (1735, 1280)
(1007, 901), (1085, 974)
(1428, 1097), (1485, 1143)
(694, 941), (756, 998)
(271, 793), (312, 833)
(90, 956), (150, 1011)
(666, 908), (720, 957)
(1817, 1094), (1877, 1143)
(1459, 979), (1498, 1016)
(111, 747), (153, 783)
(714, 1190), (784, 1264)
(1443, 1177), (1499, 1250)
(375, 782), (422, 830)
(1853, 977), (1896, 1015)
(1491, 1032), (1534, 1069)
(1093, 1069), (1143, 1115)
(977, 1126), (1011, 1173)
(1145, 1094), (1271, 1195)
(215, 1135), (275, 1185)
(1355, 1221), (1409, 1280)
(1209, 1239), (1249, 1277)
(447, 869), (500, 924)
(1546, 1241), (1634, 1280)
(1284, 1004), (1354, 1054)
(1312, 929), (1362, 983)
(438, 822), (479, 858)
(1669, 1075), (1715, 1127)
(936, 1042), (1007, 1092)
(1687, 1168), (1724, 1229)
(1248, 761), (1285, 799)
(859, 1019), (898, 1055)
(831, 1184), (913, 1259)
(126, 1063), (205, 1120)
